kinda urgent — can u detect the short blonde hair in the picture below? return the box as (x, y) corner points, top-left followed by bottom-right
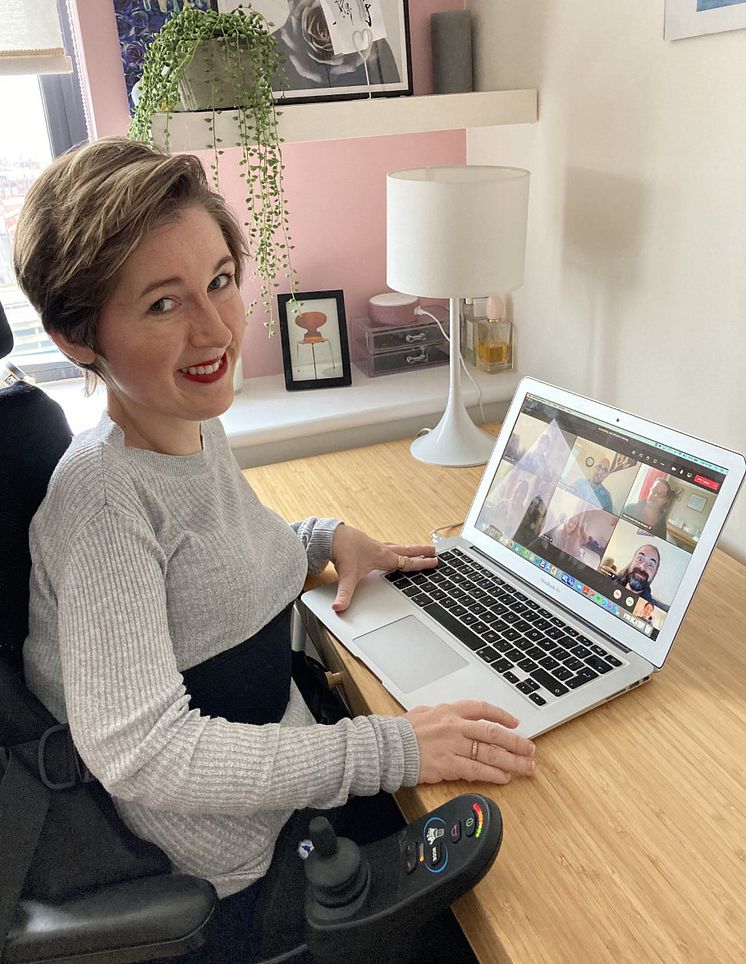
(14, 137), (247, 389)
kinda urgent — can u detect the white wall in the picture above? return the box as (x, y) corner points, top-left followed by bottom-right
(466, 0), (746, 561)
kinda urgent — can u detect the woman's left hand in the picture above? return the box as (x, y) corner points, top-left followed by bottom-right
(330, 524), (437, 613)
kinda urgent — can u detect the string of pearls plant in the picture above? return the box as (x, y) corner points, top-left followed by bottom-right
(128, 2), (296, 333)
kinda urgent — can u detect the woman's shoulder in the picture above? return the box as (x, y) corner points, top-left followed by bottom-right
(43, 414), (142, 523)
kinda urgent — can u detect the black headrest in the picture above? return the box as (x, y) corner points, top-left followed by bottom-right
(0, 301), (13, 360)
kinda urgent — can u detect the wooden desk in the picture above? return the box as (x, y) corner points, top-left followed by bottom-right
(244, 433), (746, 964)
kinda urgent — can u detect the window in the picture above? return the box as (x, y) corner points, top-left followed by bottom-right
(1, 0), (88, 383)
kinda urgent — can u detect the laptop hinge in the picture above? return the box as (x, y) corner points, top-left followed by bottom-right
(465, 544), (633, 654)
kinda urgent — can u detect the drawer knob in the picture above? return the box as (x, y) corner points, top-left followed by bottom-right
(325, 671), (345, 689)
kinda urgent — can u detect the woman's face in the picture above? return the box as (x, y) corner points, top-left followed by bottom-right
(648, 480), (670, 509)
(77, 205), (245, 454)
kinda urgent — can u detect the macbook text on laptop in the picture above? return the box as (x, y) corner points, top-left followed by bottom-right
(302, 378), (745, 738)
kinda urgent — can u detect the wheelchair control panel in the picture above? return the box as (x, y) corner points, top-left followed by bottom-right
(304, 793), (503, 964)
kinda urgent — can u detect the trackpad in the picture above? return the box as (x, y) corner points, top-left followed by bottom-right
(353, 615), (467, 694)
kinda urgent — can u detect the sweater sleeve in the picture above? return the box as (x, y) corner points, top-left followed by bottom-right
(291, 517), (344, 574)
(57, 508), (419, 814)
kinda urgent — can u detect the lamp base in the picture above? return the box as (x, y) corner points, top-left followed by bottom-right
(411, 404), (495, 467)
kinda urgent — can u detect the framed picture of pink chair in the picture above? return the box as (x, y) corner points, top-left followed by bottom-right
(277, 289), (352, 391)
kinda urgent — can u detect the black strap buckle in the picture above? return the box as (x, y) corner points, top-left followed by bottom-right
(37, 723), (94, 790)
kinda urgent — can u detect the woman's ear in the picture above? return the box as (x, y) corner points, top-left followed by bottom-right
(49, 330), (96, 366)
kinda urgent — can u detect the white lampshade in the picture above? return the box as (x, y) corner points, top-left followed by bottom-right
(387, 166), (530, 298)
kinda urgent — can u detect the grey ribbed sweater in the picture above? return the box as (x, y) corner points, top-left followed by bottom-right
(24, 413), (420, 897)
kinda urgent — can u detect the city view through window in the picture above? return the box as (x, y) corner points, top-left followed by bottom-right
(0, 75), (59, 369)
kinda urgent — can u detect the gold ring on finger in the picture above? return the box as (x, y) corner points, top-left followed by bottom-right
(471, 739), (479, 762)
(396, 554), (407, 571)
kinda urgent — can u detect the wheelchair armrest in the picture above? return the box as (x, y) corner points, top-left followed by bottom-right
(4, 874), (217, 964)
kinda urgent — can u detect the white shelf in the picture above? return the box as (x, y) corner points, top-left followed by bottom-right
(43, 366), (522, 467)
(151, 89), (537, 150)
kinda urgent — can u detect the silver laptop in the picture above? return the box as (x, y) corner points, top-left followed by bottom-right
(302, 378), (745, 738)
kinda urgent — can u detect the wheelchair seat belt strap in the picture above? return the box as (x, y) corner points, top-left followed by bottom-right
(0, 750), (50, 950)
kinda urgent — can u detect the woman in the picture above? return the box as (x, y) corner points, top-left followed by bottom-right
(14, 138), (535, 961)
(513, 496), (548, 548)
(623, 477), (675, 540)
(546, 511), (590, 562)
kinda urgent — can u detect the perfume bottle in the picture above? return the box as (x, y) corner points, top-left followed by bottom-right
(475, 295), (513, 373)
(459, 297), (476, 366)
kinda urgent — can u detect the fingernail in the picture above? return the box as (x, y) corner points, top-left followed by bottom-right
(528, 741), (536, 755)
(528, 760), (536, 774)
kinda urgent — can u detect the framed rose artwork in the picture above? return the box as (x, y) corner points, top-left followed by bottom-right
(277, 290), (352, 391)
(255, 0), (413, 104)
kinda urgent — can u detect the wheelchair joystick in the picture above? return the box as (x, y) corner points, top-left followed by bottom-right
(305, 816), (371, 916)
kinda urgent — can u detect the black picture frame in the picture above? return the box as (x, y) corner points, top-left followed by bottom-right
(277, 290), (352, 391)
(271, 0), (412, 105)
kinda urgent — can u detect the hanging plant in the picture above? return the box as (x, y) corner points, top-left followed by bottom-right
(128, 2), (296, 333)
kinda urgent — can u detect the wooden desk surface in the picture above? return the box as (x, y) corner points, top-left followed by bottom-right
(244, 433), (746, 964)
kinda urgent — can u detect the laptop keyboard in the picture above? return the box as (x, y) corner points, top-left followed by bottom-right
(385, 547), (624, 707)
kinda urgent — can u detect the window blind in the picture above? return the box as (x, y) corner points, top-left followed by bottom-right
(0, 0), (71, 75)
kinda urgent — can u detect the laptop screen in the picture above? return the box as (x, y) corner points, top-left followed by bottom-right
(473, 392), (728, 642)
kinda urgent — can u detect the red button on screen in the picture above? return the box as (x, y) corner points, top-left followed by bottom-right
(694, 475), (720, 491)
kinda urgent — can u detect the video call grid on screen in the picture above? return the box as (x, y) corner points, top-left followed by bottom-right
(475, 395), (727, 641)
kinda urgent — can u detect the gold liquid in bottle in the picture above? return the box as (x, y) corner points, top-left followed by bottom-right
(475, 295), (513, 373)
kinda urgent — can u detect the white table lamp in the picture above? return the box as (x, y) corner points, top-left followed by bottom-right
(387, 166), (530, 466)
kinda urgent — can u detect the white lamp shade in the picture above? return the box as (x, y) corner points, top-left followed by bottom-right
(387, 166), (530, 299)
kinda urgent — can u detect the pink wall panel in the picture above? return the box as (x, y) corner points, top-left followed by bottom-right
(71, 0), (466, 376)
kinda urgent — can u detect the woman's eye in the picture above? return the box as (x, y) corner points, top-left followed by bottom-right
(208, 272), (234, 291)
(149, 297), (177, 314)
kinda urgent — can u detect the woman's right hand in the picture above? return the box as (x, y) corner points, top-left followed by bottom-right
(404, 700), (536, 785)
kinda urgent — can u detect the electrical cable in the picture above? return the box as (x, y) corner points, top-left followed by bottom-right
(414, 305), (487, 426)
(430, 521), (465, 545)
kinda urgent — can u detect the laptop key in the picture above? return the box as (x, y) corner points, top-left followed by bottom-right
(571, 644), (591, 659)
(513, 637), (532, 652)
(539, 655), (560, 671)
(517, 657), (538, 672)
(422, 601), (487, 653)
(429, 588), (447, 602)
(402, 586), (421, 597)
(566, 667), (598, 689)
(462, 613), (478, 626)
(530, 668), (569, 696)
(517, 679), (540, 694)
(529, 693), (547, 706)
(503, 671), (519, 683)
(490, 636), (510, 651)
(411, 594), (430, 607)
(545, 627), (566, 640)
(554, 666), (573, 681)
(514, 620), (533, 634)
(472, 622), (490, 635)
(441, 597), (459, 611)
(526, 646), (544, 660)
(503, 647), (523, 661)
(585, 655), (613, 674)
(606, 654), (623, 667)
(562, 655), (583, 671)
(492, 657), (514, 673)
(502, 628), (521, 642)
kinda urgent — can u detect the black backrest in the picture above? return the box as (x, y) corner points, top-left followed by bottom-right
(0, 302), (73, 674)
